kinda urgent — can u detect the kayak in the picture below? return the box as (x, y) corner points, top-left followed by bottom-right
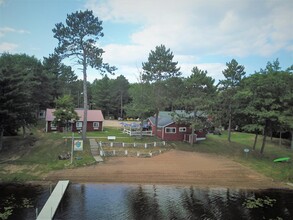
(273, 157), (290, 162)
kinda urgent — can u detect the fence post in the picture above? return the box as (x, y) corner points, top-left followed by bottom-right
(137, 152), (140, 157)
(123, 142), (125, 147)
(110, 142), (113, 147)
(125, 150), (128, 156)
(113, 150), (115, 156)
(134, 143), (136, 147)
(163, 141), (166, 146)
(154, 142), (156, 147)
(145, 143), (147, 149)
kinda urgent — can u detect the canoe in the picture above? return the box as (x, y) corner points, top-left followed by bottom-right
(273, 157), (290, 163)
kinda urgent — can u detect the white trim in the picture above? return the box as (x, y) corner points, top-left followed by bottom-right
(179, 127), (186, 132)
(50, 122), (57, 130)
(165, 127), (176, 133)
(76, 121), (82, 130)
(93, 121), (99, 130)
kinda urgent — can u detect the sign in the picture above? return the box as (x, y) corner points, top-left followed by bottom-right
(74, 140), (83, 151)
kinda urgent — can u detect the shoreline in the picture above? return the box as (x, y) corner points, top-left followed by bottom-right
(44, 150), (290, 190)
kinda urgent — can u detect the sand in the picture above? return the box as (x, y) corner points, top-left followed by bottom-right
(46, 149), (287, 189)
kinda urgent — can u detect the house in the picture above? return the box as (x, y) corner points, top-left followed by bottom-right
(45, 108), (104, 132)
(148, 111), (206, 142)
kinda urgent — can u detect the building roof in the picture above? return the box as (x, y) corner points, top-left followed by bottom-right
(149, 110), (202, 128)
(46, 108), (104, 122)
(149, 111), (183, 128)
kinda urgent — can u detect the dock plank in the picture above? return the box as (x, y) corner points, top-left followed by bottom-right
(37, 180), (69, 220)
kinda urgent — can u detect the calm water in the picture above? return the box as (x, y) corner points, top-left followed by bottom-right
(1, 183), (293, 220)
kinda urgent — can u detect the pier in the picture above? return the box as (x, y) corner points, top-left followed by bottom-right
(37, 180), (69, 220)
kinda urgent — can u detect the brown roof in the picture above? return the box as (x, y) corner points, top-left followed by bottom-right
(46, 109), (104, 122)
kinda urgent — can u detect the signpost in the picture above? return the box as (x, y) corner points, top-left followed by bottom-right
(244, 148), (250, 158)
(71, 132), (83, 164)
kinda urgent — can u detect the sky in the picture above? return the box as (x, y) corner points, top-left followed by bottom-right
(0, 0), (293, 83)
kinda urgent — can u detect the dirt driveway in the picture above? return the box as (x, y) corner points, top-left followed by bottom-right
(46, 149), (286, 189)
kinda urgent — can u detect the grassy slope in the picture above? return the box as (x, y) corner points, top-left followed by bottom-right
(175, 131), (293, 182)
(0, 125), (292, 183)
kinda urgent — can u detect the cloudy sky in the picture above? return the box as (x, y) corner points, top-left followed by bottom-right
(0, 0), (292, 83)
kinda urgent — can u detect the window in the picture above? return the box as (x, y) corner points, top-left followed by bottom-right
(76, 121), (82, 130)
(165, 127), (176, 133)
(93, 122), (99, 129)
(179, 127), (187, 132)
(50, 122), (57, 130)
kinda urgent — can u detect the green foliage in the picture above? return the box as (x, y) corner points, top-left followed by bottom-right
(53, 9), (116, 141)
(142, 44), (181, 82)
(236, 60), (293, 153)
(91, 75), (115, 117)
(42, 53), (77, 101)
(125, 82), (154, 119)
(53, 95), (79, 130)
(217, 59), (246, 142)
(0, 194), (33, 220)
(243, 196), (276, 209)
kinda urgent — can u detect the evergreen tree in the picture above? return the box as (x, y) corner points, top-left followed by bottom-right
(53, 10), (116, 141)
(218, 59), (246, 142)
(142, 45), (181, 137)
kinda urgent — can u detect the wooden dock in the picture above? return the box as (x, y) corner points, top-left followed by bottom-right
(37, 180), (69, 220)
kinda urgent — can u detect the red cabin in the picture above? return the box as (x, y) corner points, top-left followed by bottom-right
(45, 108), (104, 132)
(148, 111), (206, 142)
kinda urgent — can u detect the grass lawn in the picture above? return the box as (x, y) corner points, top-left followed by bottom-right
(174, 131), (293, 183)
(0, 125), (292, 183)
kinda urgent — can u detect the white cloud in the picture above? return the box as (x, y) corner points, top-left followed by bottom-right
(0, 42), (18, 51)
(0, 27), (30, 37)
(85, 0), (293, 82)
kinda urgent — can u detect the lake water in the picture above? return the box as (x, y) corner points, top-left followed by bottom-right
(1, 183), (293, 220)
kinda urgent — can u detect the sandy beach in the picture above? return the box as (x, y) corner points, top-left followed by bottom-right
(44, 120), (289, 189)
(46, 149), (286, 189)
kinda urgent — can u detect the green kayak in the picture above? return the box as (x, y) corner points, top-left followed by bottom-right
(273, 157), (290, 162)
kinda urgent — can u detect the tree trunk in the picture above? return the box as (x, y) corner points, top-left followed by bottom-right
(140, 118), (144, 139)
(120, 92), (123, 118)
(291, 130), (293, 150)
(279, 131), (282, 147)
(260, 121), (268, 154)
(154, 109), (159, 138)
(0, 127), (3, 151)
(82, 56), (88, 142)
(227, 103), (232, 142)
(190, 127), (195, 147)
(22, 125), (26, 138)
(253, 132), (258, 150)
(227, 116), (232, 142)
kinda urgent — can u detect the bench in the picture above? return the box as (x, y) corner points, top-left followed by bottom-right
(107, 136), (116, 141)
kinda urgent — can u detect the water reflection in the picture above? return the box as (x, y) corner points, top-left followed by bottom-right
(1, 183), (293, 220)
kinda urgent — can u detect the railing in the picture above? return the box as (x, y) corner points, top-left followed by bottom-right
(123, 128), (153, 136)
(99, 141), (166, 148)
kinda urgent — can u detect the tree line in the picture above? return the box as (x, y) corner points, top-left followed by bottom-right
(1, 10), (293, 154)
